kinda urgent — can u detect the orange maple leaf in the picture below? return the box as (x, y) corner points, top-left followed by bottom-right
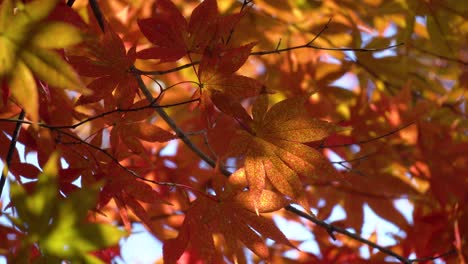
(163, 170), (293, 263)
(226, 94), (340, 212)
(195, 43), (263, 120)
(198, 43), (263, 100)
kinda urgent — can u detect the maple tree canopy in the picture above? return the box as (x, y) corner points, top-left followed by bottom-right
(0, 0), (467, 263)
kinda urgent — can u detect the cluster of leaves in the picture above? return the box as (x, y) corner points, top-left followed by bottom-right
(0, 0), (467, 263)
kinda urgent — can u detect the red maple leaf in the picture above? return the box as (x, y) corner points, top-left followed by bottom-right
(69, 24), (137, 108)
(137, 0), (243, 62)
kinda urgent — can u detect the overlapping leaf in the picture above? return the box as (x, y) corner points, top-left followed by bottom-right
(163, 170), (292, 263)
(69, 24), (137, 108)
(137, 0), (243, 61)
(197, 43), (263, 116)
(9, 153), (125, 263)
(228, 94), (340, 211)
(0, 0), (87, 122)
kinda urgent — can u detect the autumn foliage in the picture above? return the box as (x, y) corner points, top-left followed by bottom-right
(0, 0), (467, 263)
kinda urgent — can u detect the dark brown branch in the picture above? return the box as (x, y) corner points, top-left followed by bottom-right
(132, 66), (231, 177)
(0, 110), (25, 199)
(287, 207), (382, 259)
(89, 0), (105, 32)
(284, 205), (455, 263)
(66, 0), (75, 7)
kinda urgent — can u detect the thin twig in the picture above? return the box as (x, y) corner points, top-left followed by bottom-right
(408, 248), (456, 263)
(307, 17), (333, 46)
(0, 99), (200, 130)
(251, 43), (403, 56)
(321, 121), (416, 148)
(52, 129), (210, 196)
(413, 46), (467, 65)
(0, 110), (25, 199)
(132, 42), (403, 76)
(133, 62), (199, 76)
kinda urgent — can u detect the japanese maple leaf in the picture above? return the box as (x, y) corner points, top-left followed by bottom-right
(163, 170), (293, 263)
(0, 0), (88, 123)
(110, 119), (176, 157)
(69, 25), (137, 108)
(9, 153), (125, 262)
(196, 42), (263, 115)
(226, 94), (341, 211)
(137, 0), (243, 62)
(97, 169), (167, 232)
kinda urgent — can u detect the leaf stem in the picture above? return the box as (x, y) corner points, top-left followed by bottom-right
(320, 121), (416, 148)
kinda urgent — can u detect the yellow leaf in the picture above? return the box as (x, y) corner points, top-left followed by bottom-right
(0, 36), (17, 76)
(0, 0), (13, 33)
(4, 0), (59, 44)
(21, 47), (89, 94)
(31, 22), (83, 49)
(9, 61), (39, 123)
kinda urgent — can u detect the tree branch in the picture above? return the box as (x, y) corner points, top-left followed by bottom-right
(0, 110), (25, 200)
(129, 67), (452, 263)
(132, 66), (232, 177)
(284, 205), (455, 263)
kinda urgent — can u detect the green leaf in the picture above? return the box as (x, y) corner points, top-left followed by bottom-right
(0, 0), (13, 32)
(40, 184), (126, 261)
(42, 222), (125, 260)
(10, 153), (125, 262)
(31, 22), (83, 49)
(427, 13), (454, 57)
(4, 0), (59, 44)
(21, 46), (89, 93)
(10, 153), (59, 235)
(0, 32), (18, 76)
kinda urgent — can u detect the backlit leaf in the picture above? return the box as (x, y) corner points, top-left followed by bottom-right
(21, 47), (87, 93)
(31, 22), (83, 49)
(232, 95), (340, 211)
(163, 191), (293, 263)
(9, 61), (38, 123)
